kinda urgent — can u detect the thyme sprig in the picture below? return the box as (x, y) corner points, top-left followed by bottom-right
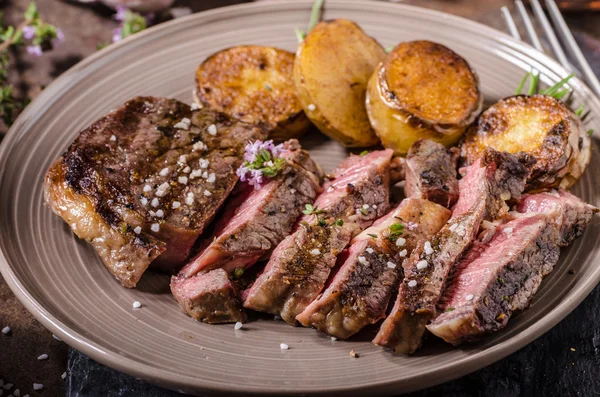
(387, 222), (404, 241)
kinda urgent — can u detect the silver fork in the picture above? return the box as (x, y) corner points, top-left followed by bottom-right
(501, 0), (600, 97)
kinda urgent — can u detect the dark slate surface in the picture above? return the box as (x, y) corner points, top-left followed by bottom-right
(67, 280), (600, 397)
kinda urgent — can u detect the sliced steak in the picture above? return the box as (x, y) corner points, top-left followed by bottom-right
(171, 141), (323, 323)
(404, 139), (459, 208)
(296, 198), (450, 339)
(171, 268), (246, 324)
(373, 150), (533, 354)
(43, 96), (267, 288)
(517, 189), (597, 246)
(179, 140), (323, 276)
(243, 150), (394, 324)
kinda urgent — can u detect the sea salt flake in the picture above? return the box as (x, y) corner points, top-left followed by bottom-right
(140, 197), (148, 206)
(206, 173), (216, 183)
(307, 104), (316, 111)
(234, 322), (243, 330)
(204, 190), (212, 196)
(183, 166), (191, 173)
(504, 227), (514, 235)
(449, 223), (458, 232)
(110, 135), (116, 141)
(37, 354), (48, 361)
(151, 198), (159, 207)
(190, 102), (201, 111)
(189, 169), (203, 179)
(465, 294), (474, 301)
(143, 184), (152, 192)
(396, 237), (406, 247)
(172, 201), (181, 209)
(207, 124), (217, 135)
(280, 343), (289, 350)
(133, 226), (142, 234)
(132, 301), (142, 309)
(178, 155), (188, 163)
(357, 256), (368, 265)
(32, 384), (43, 391)
(174, 117), (191, 130)
(155, 209), (164, 218)
(61, 372), (67, 380)
(151, 223), (160, 232)
(366, 248), (374, 254)
(159, 167), (170, 177)
(416, 260), (428, 270)
(407, 280), (418, 288)
(399, 249), (408, 257)
(387, 262), (397, 269)
(178, 176), (188, 185)
(424, 241), (433, 255)
(1, 327), (10, 335)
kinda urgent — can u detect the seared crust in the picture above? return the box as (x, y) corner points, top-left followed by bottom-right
(460, 94), (590, 190)
(196, 46), (310, 140)
(46, 96), (267, 286)
(44, 160), (165, 288)
(381, 41), (482, 128)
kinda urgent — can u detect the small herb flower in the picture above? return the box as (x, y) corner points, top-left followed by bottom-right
(236, 140), (286, 189)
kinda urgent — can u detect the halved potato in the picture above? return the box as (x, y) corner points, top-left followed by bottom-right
(366, 41), (482, 155)
(195, 45), (310, 141)
(293, 19), (386, 147)
(460, 94), (591, 190)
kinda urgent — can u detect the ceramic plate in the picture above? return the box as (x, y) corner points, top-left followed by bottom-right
(1, 1), (599, 395)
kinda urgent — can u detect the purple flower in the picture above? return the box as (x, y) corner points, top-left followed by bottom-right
(52, 28), (64, 47)
(26, 45), (43, 56)
(236, 165), (250, 182)
(114, 6), (128, 22)
(249, 169), (264, 189)
(22, 25), (36, 40)
(112, 27), (123, 43)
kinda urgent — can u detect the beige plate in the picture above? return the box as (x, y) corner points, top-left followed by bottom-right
(1, 1), (599, 395)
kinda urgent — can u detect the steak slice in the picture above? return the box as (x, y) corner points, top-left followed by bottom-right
(428, 189), (597, 345)
(296, 198), (450, 339)
(179, 140), (323, 276)
(243, 150), (394, 324)
(517, 189), (597, 246)
(171, 268), (246, 324)
(44, 96), (267, 288)
(373, 150), (533, 353)
(404, 139), (459, 208)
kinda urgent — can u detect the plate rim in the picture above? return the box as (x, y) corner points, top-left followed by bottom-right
(0, 0), (599, 395)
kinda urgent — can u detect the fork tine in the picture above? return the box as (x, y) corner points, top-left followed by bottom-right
(545, 0), (600, 96)
(530, 0), (572, 71)
(501, 6), (521, 40)
(515, 0), (544, 52)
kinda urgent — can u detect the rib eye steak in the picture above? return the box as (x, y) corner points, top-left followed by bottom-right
(243, 150), (394, 324)
(373, 150), (534, 354)
(171, 140), (324, 323)
(428, 190), (596, 345)
(296, 198), (450, 339)
(44, 96), (267, 288)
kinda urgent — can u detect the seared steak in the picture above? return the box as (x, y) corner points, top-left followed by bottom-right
(179, 140), (323, 276)
(171, 268), (246, 324)
(404, 139), (459, 208)
(296, 198), (450, 339)
(243, 150), (394, 324)
(517, 189), (597, 246)
(373, 150), (533, 353)
(428, 190), (595, 344)
(44, 96), (267, 288)
(171, 140), (323, 323)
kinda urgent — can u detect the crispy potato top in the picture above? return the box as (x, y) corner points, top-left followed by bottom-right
(196, 46), (302, 126)
(381, 41), (480, 126)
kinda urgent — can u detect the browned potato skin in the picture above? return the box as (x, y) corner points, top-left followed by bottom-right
(381, 41), (482, 126)
(293, 19), (386, 147)
(366, 41), (482, 155)
(460, 95), (591, 190)
(196, 46), (310, 141)
(366, 64), (466, 156)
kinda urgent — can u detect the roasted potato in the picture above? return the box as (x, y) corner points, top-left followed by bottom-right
(460, 94), (591, 190)
(293, 19), (386, 147)
(366, 41), (482, 155)
(195, 46), (310, 141)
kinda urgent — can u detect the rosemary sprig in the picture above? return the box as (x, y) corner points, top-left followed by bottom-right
(541, 73), (575, 97)
(387, 222), (404, 241)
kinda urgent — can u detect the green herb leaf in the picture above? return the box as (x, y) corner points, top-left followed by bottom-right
(527, 71), (539, 96)
(333, 219), (344, 227)
(294, 27), (305, 43)
(360, 207), (368, 216)
(24, 2), (39, 21)
(445, 307), (455, 312)
(359, 150), (369, 156)
(541, 73), (574, 97)
(307, 0), (324, 32)
(497, 277), (505, 285)
(367, 233), (378, 239)
(303, 204), (315, 215)
(515, 71), (529, 95)
(233, 267), (245, 280)
(385, 45), (394, 53)
(588, 129), (594, 137)
(120, 223), (128, 234)
(388, 222), (404, 240)
(576, 104), (585, 117)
